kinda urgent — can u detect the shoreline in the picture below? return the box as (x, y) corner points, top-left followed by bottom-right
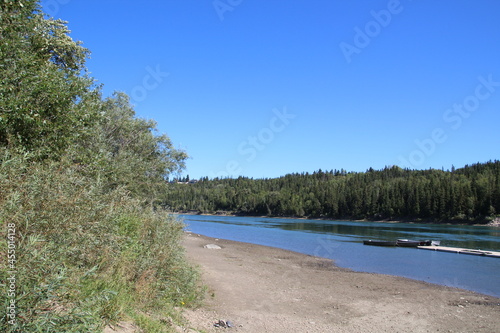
(174, 211), (500, 227)
(181, 232), (500, 332)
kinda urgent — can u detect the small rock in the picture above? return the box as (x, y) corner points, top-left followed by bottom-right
(214, 319), (226, 327)
(204, 244), (222, 250)
(226, 320), (234, 327)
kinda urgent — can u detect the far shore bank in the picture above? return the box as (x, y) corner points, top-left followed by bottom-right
(173, 211), (500, 227)
(180, 232), (500, 332)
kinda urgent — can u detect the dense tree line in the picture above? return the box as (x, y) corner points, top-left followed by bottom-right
(161, 162), (500, 223)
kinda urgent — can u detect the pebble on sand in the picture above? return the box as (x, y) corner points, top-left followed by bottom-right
(204, 244), (222, 250)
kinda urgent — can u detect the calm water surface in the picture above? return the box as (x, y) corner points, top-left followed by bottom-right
(178, 214), (500, 298)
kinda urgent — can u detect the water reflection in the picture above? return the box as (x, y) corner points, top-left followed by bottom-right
(182, 215), (500, 251)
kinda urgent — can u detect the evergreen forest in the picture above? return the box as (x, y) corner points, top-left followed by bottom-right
(161, 162), (500, 223)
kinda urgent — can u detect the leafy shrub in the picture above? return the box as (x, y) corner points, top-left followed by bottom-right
(1, 151), (203, 332)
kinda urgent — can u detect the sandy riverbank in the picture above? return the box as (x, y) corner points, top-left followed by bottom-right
(180, 232), (500, 333)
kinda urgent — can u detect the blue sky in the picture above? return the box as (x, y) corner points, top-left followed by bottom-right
(43, 0), (500, 179)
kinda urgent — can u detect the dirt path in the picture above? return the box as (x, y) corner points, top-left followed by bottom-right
(180, 232), (500, 333)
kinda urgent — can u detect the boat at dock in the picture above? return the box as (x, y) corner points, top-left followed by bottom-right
(396, 239), (432, 247)
(363, 240), (397, 246)
(363, 239), (431, 247)
(362, 238), (500, 258)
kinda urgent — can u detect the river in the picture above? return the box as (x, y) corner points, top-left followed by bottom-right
(178, 214), (500, 298)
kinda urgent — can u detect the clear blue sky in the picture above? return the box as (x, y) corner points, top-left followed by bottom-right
(43, 0), (500, 179)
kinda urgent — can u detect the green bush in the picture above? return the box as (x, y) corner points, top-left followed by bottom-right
(1, 2), (200, 331)
(1, 152), (203, 332)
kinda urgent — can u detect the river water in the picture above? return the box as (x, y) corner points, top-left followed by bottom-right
(178, 214), (500, 298)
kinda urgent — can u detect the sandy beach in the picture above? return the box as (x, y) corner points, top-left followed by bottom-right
(181, 232), (500, 333)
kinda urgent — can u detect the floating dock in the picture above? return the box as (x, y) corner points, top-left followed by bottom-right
(417, 245), (500, 258)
